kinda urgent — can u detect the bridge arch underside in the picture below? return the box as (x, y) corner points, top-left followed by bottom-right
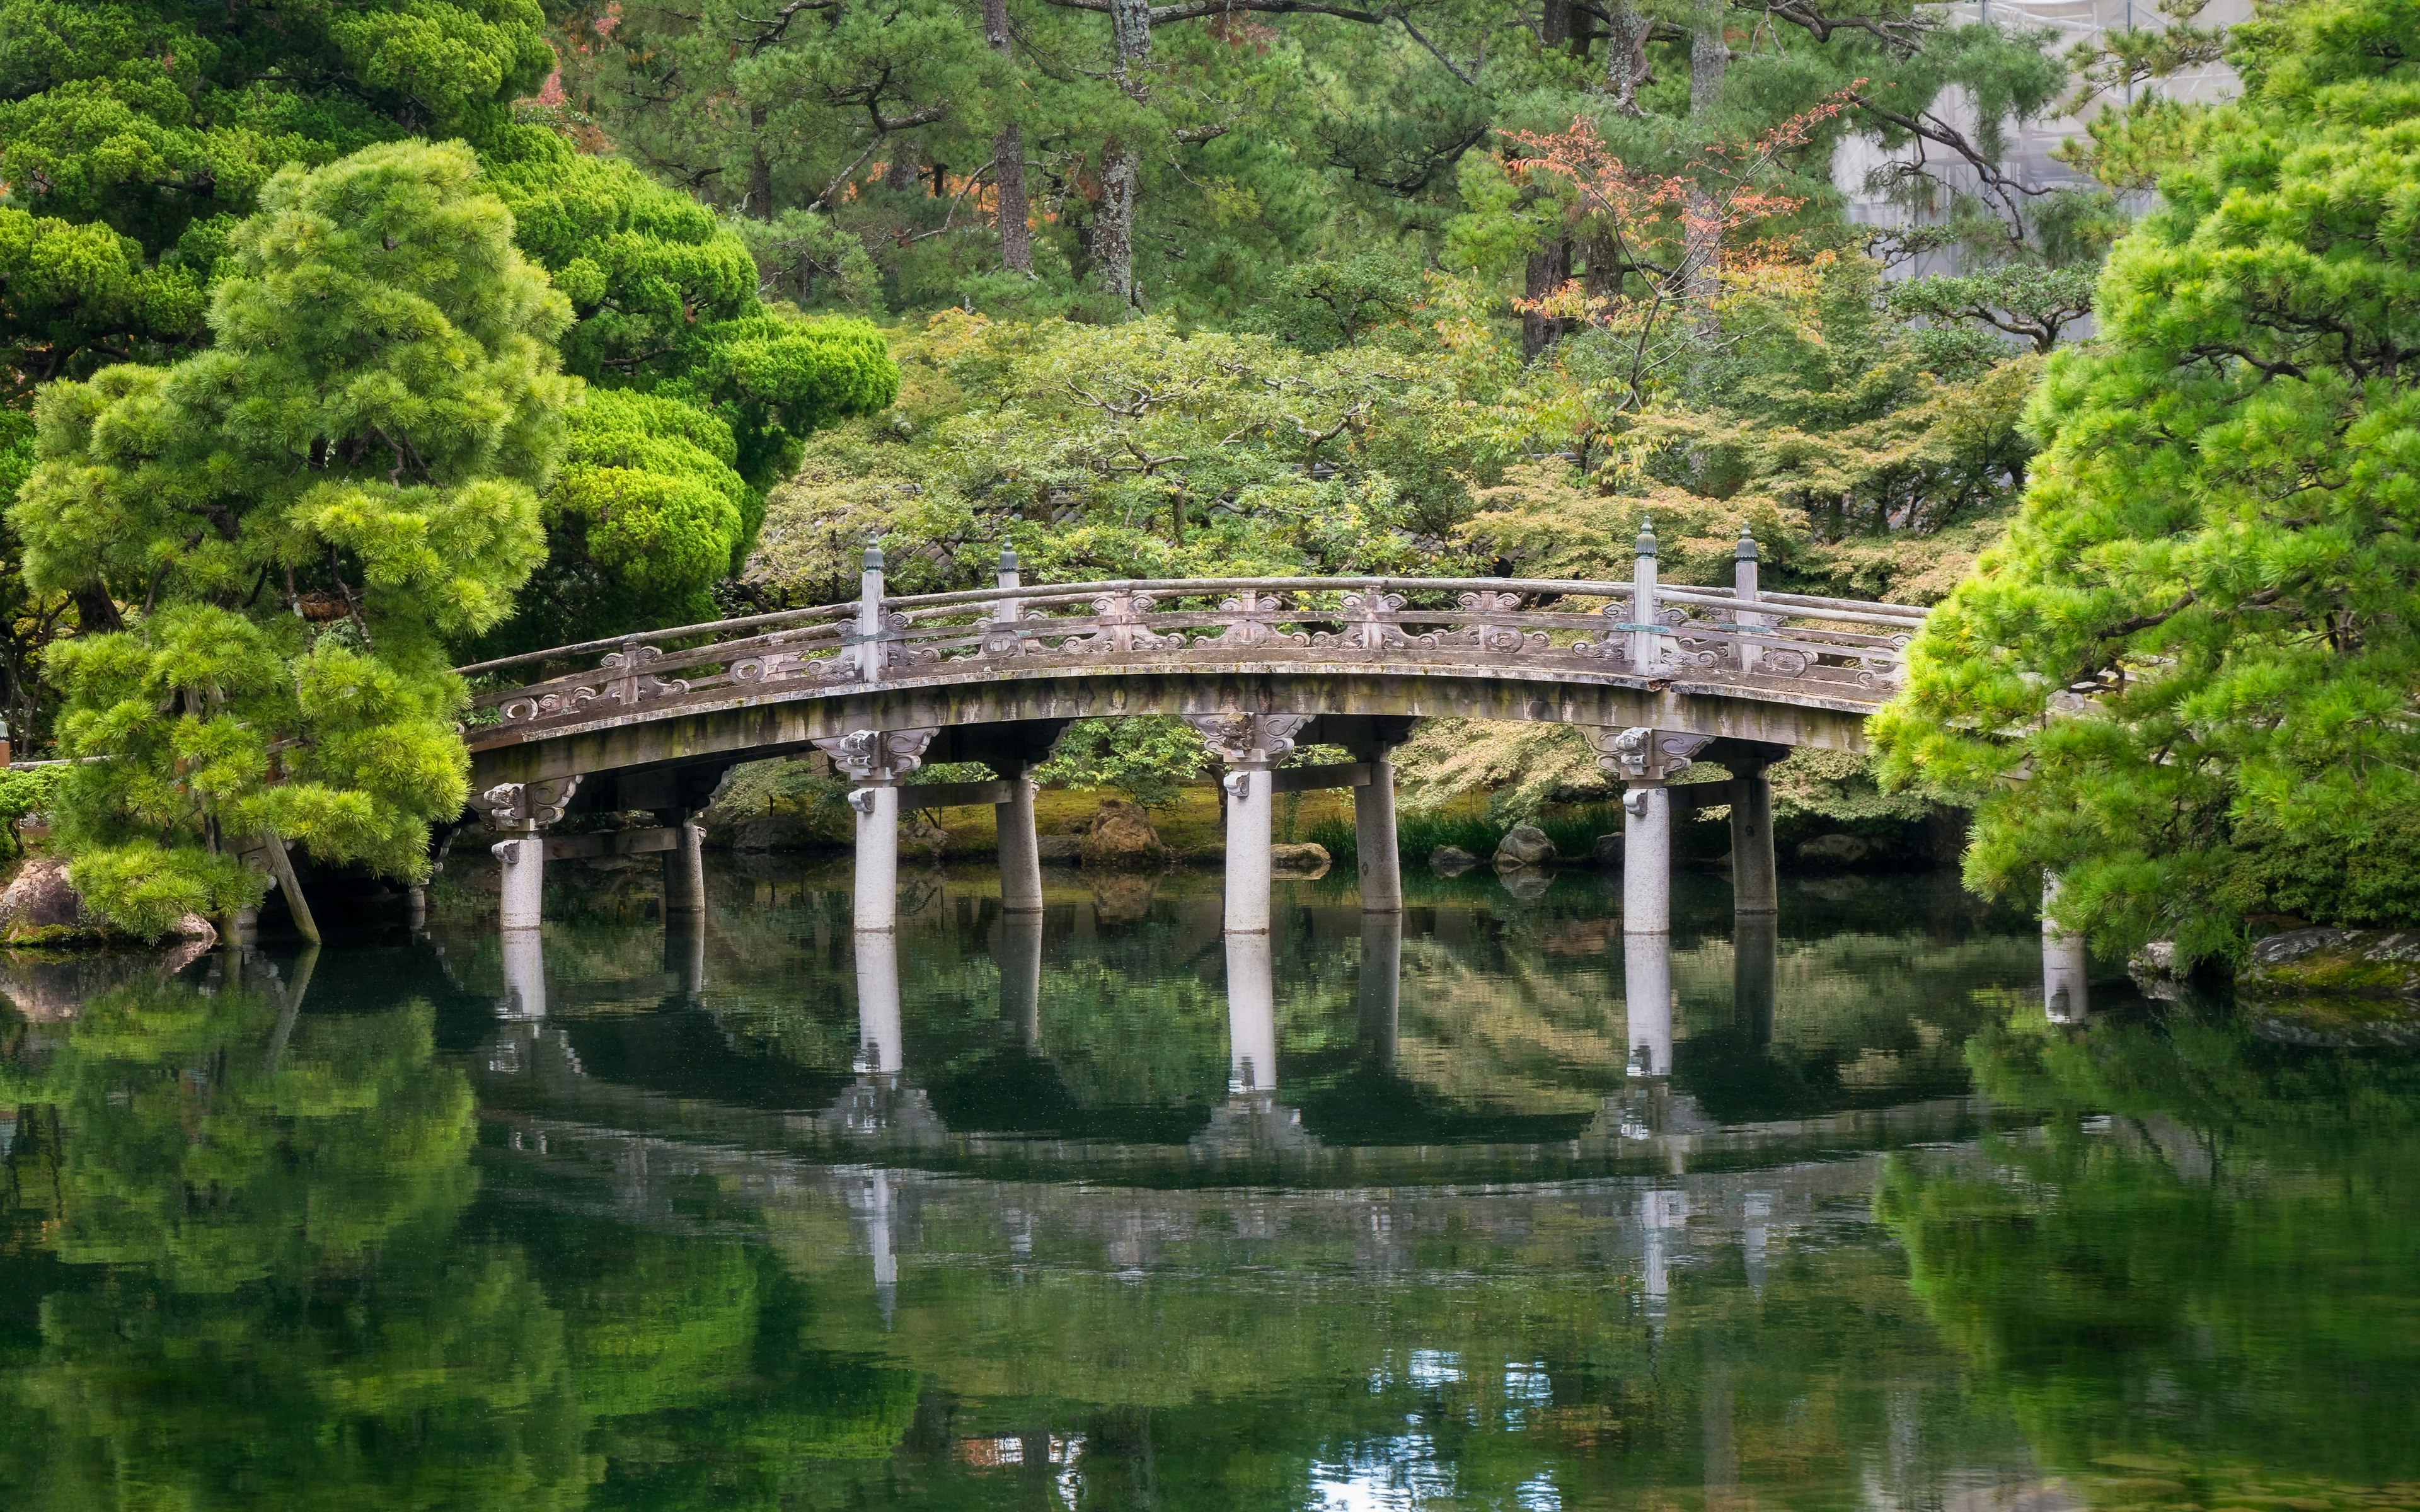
(466, 662), (1877, 790)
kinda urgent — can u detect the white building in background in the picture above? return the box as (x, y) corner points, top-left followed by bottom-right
(1836, 0), (2251, 231)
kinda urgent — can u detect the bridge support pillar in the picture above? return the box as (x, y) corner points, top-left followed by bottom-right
(1588, 728), (1712, 937)
(850, 784), (901, 933)
(479, 776), (580, 939)
(1186, 714), (1310, 935)
(998, 772), (1044, 914)
(499, 919), (546, 1021)
(812, 728), (939, 935)
(662, 812), (706, 915)
(1354, 750), (1402, 913)
(1727, 757), (1780, 917)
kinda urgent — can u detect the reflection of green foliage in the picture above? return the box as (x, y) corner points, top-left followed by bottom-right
(0, 972), (601, 1510)
(1878, 1010), (2420, 1491)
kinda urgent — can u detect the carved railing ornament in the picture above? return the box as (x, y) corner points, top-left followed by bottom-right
(1205, 591), (1310, 652)
(1066, 592), (1182, 656)
(814, 727), (938, 785)
(1184, 713), (1311, 767)
(498, 646), (688, 724)
(1310, 590), (1436, 654)
(1436, 590), (1548, 656)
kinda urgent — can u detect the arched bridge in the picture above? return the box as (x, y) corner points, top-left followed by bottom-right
(455, 529), (1925, 941)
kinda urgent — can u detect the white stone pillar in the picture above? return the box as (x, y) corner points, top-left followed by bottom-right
(1631, 518), (1661, 671)
(1623, 780), (1672, 935)
(1354, 752), (1402, 913)
(1223, 766), (1275, 934)
(997, 773), (1044, 914)
(856, 540), (887, 685)
(852, 784), (901, 932)
(1358, 910), (1402, 1064)
(1733, 526), (1763, 673)
(663, 814), (706, 915)
(496, 835), (543, 933)
(1225, 930), (1278, 1095)
(1729, 765), (1778, 916)
(2043, 873), (2089, 1024)
(855, 927), (904, 1075)
(1001, 909), (1044, 1049)
(500, 921), (546, 1021)
(1625, 930), (1674, 1077)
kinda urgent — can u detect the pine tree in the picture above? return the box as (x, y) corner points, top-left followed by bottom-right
(1872, 0), (2420, 961)
(9, 143), (573, 934)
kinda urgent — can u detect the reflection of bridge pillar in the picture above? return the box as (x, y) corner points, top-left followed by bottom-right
(500, 925), (546, 1020)
(663, 813), (706, 915)
(855, 928), (904, 1075)
(1733, 913), (1777, 1046)
(1355, 750), (1403, 913)
(1357, 911), (1402, 1066)
(998, 770), (1044, 914)
(2043, 873), (2089, 1024)
(1001, 910), (1044, 1050)
(1625, 931), (1674, 1077)
(1187, 714), (1310, 936)
(1225, 931), (1279, 1094)
(666, 910), (706, 999)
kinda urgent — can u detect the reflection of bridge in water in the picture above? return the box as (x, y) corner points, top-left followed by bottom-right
(471, 899), (2078, 1191)
(455, 532), (1927, 943)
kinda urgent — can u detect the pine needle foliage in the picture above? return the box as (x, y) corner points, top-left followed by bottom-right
(8, 143), (573, 934)
(1874, 0), (2420, 962)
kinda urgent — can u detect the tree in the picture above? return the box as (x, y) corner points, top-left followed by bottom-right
(1872, 0), (2420, 963)
(8, 142), (572, 934)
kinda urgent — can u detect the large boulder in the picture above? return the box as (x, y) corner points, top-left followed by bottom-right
(2239, 928), (2420, 1046)
(1796, 832), (1874, 866)
(1494, 824), (1557, 869)
(1080, 799), (1168, 870)
(1428, 845), (1478, 876)
(1269, 842), (1330, 878)
(1591, 832), (1622, 868)
(1037, 835), (1082, 864)
(0, 858), (93, 941)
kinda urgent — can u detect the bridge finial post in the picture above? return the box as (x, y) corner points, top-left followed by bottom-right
(1632, 517), (1661, 672)
(994, 542), (1022, 627)
(1734, 525), (1763, 673)
(858, 539), (886, 685)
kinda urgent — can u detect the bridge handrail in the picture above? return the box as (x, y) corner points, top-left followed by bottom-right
(454, 573), (1926, 680)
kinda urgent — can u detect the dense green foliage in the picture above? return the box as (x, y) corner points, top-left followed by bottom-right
(9, 144), (572, 932)
(1874, 0), (2420, 959)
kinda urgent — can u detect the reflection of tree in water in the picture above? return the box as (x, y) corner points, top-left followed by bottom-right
(0, 971), (919, 1509)
(1878, 1008), (2420, 1502)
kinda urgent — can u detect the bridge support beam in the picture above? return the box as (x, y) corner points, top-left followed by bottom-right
(477, 777), (581, 942)
(1186, 714), (1310, 935)
(1354, 750), (1402, 914)
(998, 772), (1044, 914)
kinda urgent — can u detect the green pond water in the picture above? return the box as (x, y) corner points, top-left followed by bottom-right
(3, 862), (2416, 1511)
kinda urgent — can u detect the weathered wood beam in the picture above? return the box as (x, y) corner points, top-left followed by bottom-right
(543, 827), (683, 861)
(1270, 762), (1371, 793)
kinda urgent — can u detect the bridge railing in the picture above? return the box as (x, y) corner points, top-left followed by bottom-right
(459, 531), (1927, 730)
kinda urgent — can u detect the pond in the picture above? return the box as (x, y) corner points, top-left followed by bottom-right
(3, 861), (2415, 1511)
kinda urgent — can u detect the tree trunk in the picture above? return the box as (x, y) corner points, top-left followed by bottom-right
(1522, 236), (1571, 361)
(981, 0), (1035, 273)
(994, 123), (1034, 273)
(885, 140), (921, 192)
(749, 105), (774, 220)
(1684, 8), (1728, 323)
(1540, 0), (1571, 49)
(1604, 2), (1649, 114)
(1098, 140), (1143, 313)
(1098, 0), (1151, 313)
